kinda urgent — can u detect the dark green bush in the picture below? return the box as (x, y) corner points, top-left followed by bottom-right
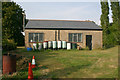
(2, 39), (17, 51)
(103, 33), (116, 49)
(103, 22), (120, 49)
(36, 42), (39, 50)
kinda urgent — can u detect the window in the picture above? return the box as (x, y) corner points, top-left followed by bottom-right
(68, 33), (82, 42)
(29, 33), (44, 42)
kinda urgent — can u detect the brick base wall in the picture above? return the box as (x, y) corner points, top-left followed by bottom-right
(25, 29), (102, 49)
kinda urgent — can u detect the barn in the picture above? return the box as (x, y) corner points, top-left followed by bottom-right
(25, 19), (103, 50)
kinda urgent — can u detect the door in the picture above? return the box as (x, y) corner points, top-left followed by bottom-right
(86, 35), (92, 50)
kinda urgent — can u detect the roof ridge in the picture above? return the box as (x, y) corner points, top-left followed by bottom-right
(28, 19), (92, 22)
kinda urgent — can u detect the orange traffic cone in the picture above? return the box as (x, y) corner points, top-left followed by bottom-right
(32, 56), (36, 68)
(28, 63), (33, 79)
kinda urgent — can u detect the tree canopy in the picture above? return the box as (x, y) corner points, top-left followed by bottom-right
(100, 0), (110, 48)
(2, 2), (25, 46)
(110, 0), (120, 44)
(100, 0), (120, 48)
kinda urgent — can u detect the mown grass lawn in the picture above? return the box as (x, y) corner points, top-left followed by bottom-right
(3, 46), (118, 79)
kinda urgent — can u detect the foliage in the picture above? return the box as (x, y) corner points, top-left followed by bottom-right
(110, 1), (120, 23)
(2, 39), (17, 51)
(103, 32), (116, 48)
(16, 56), (31, 71)
(100, 0), (109, 29)
(110, 1), (120, 45)
(36, 42), (39, 50)
(33, 42), (40, 51)
(100, 0), (120, 48)
(2, 2), (26, 46)
(100, 0), (110, 48)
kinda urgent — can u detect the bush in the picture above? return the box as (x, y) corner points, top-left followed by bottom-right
(33, 42), (40, 51)
(16, 56), (31, 71)
(103, 23), (119, 49)
(2, 39), (17, 51)
(36, 42), (39, 50)
(103, 33), (116, 49)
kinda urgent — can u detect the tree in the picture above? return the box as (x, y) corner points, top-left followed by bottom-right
(100, 0), (110, 48)
(110, 0), (120, 44)
(110, 0), (120, 23)
(2, 2), (25, 46)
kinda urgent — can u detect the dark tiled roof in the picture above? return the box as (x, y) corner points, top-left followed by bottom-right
(25, 19), (102, 30)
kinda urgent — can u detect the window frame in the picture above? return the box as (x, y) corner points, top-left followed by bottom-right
(29, 33), (44, 43)
(68, 33), (82, 42)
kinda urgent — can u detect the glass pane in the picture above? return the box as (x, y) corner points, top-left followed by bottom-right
(78, 33), (82, 42)
(34, 33), (38, 42)
(39, 33), (44, 42)
(69, 33), (72, 42)
(29, 33), (33, 42)
(74, 33), (77, 36)
(73, 34), (77, 42)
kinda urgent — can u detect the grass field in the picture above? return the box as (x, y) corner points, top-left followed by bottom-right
(3, 46), (118, 79)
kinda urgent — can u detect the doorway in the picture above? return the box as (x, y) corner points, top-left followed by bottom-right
(86, 35), (92, 50)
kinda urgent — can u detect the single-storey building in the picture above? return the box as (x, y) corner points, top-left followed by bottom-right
(25, 19), (103, 50)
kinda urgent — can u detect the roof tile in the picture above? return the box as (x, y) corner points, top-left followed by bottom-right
(25, 19), (102, 30)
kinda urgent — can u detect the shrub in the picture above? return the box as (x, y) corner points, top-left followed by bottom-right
(16, 56), (31, 71)
(103, 33), (116, 49)
(103, 24), (119, 49)
(33, 42), (40, 51)
(2, 39), (17, 51)
(36, 42), (39, 50)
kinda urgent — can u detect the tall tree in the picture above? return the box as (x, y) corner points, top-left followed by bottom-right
(2, 2), (25, 46)
(100, 0), (110, 48)
(110, 0), (120, 44)
(110, 0), (120, 23)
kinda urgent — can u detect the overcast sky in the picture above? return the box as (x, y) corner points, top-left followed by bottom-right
(13, 1), (113, 25)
